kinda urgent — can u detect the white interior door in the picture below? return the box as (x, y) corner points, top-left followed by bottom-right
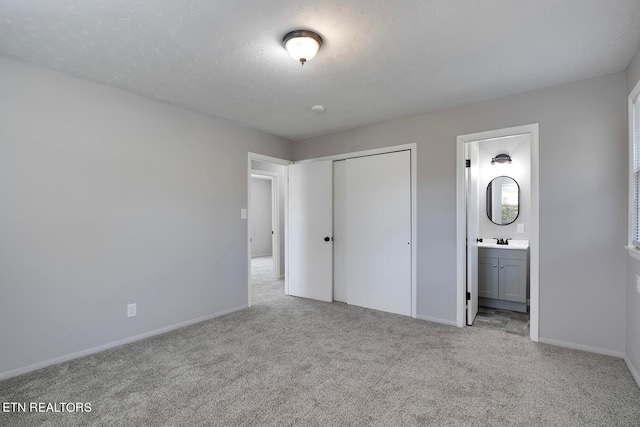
(346, 151), (411, 316)
(288, 161), (333, 302)
(332, 160), (347, 303)
(466, 143), (480, 325)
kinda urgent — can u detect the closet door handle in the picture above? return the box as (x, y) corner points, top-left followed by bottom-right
(324, 236), (331, 242)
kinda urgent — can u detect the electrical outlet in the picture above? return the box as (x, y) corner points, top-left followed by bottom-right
(127, 303), (137, 318)
(516, 224), (525, 234)
(241, 208), (247, 219)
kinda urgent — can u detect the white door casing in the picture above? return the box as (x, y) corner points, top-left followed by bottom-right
(288, 161), (333, 302)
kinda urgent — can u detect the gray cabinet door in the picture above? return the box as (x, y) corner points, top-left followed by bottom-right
(478, 257), (499, 299)
(498, 258), (527, 303)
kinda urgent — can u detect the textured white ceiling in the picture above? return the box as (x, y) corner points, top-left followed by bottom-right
(1, 0), (639, 140)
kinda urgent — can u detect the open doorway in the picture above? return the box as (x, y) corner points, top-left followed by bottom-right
(250, 174), (276, 279)
(456, 124), (540, 341)
(247, 154), (291, 307)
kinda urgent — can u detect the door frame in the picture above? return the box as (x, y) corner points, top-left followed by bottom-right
(250, 171), (279, 278)
(456, 124), (540, 341)
(247, 153), (292, 307)
(296, 143), (417, 318)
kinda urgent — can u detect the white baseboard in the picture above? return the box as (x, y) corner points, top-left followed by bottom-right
(251, 253), (273, 258)
(0, 304), (248, 381)
(624, 356), (640, 389)
(416, 314), (459, 327)
(537, 337), (624, 358)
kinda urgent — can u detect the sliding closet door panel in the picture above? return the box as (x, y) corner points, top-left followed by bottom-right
(288, 161), (333, 302)
(333, 160), (347, 303)
(346, 151), (411, 316)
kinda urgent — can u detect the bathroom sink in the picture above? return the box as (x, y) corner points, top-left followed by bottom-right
(477, 239), (529, 250)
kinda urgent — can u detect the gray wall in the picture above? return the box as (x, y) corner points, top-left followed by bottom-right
(250, 178), (273, 257)
(626, 43), (640, 383)
(0, 56), (292, 377)
(626, 43), (640, 95)
(294, 72), (628, 354)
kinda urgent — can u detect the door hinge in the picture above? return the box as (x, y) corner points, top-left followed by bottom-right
(465, 159), (471, 168)
(466, 292), (471, 301)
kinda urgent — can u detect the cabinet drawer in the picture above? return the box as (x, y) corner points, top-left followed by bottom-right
(478, 247), (527, 260)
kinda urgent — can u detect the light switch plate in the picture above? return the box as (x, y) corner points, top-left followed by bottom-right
(241, 208), (247, 219)
(516, 224), (525, 234)
(127, 303), (137, 318)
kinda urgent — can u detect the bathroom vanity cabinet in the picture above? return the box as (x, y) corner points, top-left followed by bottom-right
(478, 246), (528, 313)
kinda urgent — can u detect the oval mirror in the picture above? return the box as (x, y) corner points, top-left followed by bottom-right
(486, 176), (519, 225)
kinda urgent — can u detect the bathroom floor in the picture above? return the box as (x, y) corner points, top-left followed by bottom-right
(472, 306), (530, 337)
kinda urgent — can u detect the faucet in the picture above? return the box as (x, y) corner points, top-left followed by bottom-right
(495, 238), (509, 245)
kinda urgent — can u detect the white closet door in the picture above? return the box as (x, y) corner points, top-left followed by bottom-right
(346, 151), (411, 316)
(288, 161), (333, 302)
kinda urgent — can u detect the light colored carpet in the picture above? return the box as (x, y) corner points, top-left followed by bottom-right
(251, 255), (275, 279)
(1, 262), (639, 426)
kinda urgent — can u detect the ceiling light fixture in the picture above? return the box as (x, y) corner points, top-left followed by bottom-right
(282, 30), (323, 66)
(491, 153), (512, 165)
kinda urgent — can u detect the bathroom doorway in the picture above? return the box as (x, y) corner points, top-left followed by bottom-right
(456, 124), (540, 341)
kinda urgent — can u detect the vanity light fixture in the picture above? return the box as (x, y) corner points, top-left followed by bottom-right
(491, 153), (512, 165)
(282, 30), (323, 66)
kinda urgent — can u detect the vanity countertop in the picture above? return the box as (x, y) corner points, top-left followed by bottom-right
(478, 239), (529, 250)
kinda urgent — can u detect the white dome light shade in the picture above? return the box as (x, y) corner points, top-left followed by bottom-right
(285, 37), (319, 62)
(282, 30), (323, 65)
